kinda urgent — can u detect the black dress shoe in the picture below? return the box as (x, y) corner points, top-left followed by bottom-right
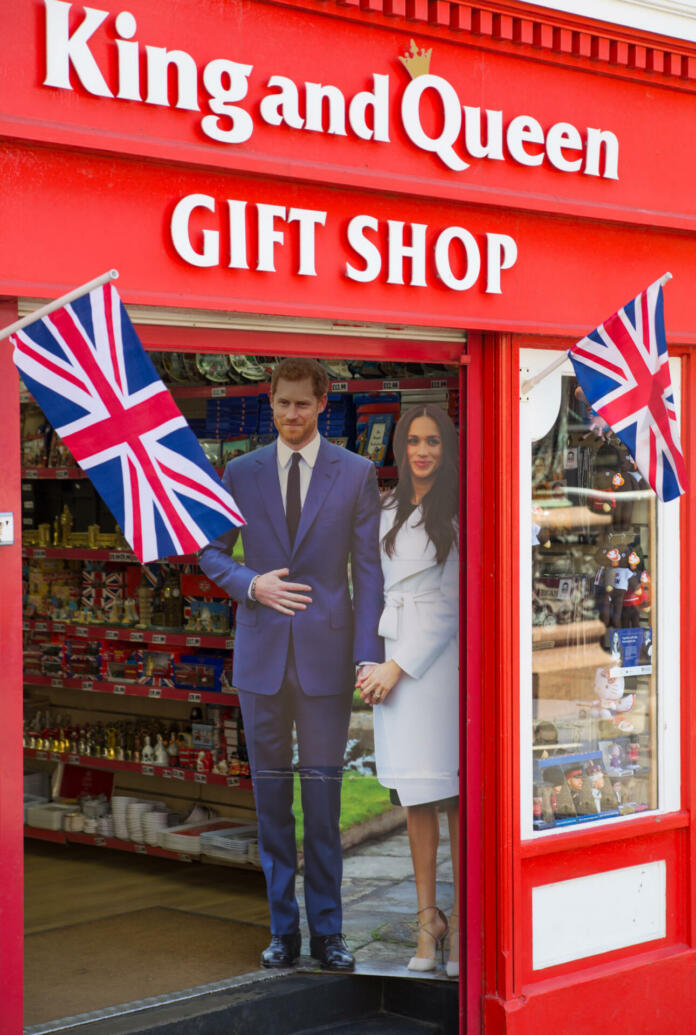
(309, 934), (355, 971)
(261, 932), (301, 968)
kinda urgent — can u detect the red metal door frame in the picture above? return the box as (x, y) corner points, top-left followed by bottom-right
(0, 298), (24, 1035)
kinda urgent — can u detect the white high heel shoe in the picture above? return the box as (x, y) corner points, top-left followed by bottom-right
(407, 906), (448, 972)
(446, 912), (459, 978)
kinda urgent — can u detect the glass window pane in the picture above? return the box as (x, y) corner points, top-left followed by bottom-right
(530, 373), (658, 830)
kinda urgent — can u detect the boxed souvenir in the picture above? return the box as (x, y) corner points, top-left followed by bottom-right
(173, 655), (224, 692)
(66, 640), (102, 678)
(103, 648), (143, 683)
(185, 600), (230, 634)
(140, 650), (174, 684)
(40, 643), (65, 678)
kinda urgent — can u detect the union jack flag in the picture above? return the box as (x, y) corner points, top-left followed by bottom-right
(11, 283), (245, 562)
(569, 277), (687, 502)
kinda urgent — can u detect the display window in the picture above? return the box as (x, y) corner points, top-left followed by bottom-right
(519, 349), (681, 839)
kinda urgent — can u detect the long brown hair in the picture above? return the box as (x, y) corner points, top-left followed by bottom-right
(382, 404), (459, 565)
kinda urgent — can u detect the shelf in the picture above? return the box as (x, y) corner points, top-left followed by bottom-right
(23, 618), (233, 650)
(23, 748), (252, 789)
(170, 375), (457, 399)
(22, 546), (199, 565)
(24, 673), (239, 706)
(24, 826), (261, 869)
(22, 467), (85, 480)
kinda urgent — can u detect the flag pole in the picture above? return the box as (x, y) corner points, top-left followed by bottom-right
(0, 269), (119, 342)
(520, 271), (673, 398)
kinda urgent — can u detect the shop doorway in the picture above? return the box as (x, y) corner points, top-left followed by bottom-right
(19, 319), (466, 1030)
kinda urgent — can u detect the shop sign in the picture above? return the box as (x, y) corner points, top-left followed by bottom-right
(169, 194), (519, 294)
(43, 0), (619, 181)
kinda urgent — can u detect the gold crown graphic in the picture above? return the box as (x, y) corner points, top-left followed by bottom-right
(399, 38), (432, 79)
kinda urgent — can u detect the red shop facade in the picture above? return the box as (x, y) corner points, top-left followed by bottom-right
(3, 1), (696, 1032)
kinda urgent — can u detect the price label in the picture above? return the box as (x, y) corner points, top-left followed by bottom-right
(51, 678), (62, 688)
(211, 386), (227, 398)
(22, 621), (30, 632)
(23, 500), (34, 510)
(162, 768), (172, 779)
(50, 752), (62, 762)
(130, 631), (144, 642)
(188, 692), (201, 704)
(56, 469), (69, 479)
(113, 684), (126, 695)
(194, 772), (208, 784)
(148, 687), (161, 699)
(226, 776), (240, 788)
(381, 380), (399, 390)
(330, 381), (348, 392)
(35, 621), (48, 632)
(94, 836), (106, 847)
(75, 626), (89, 637)
(53, 623), (65, 633)
(106, 629), (119, 640)
(152, 634), (167, 645)
(25, 469), (38, 479)
(225, 638), (234, 650)
(430, 378), (448, 389)
(178, 853), (193, 862)
(141, 764), (154, 776)
(173, 768), (186, 781)
(108, 551), (134, 562)
(34, 550), (46, 560)
(81, 680), (94, 691)
(186, 636), (201, 647)
(135, 844), (148, 854)
(69, 754), (80, 765)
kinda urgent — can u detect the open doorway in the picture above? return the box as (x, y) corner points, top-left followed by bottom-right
(21, 330), (464, 1028)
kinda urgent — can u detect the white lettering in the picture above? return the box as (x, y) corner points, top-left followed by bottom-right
(256, 204), (286, 272)
(485, 233), (518, 294)
(44, 0), (112, 97)
(345, 215), (382, 282)
(401, 74), (468, 172)
(348, 75), (390, 143)
(170, 194), (219, 267)
(260, 75), (304, 129)
(288, 208), (327, 276)
(145, 46), (199, 110)
(114, 11), (140, 101)
(463, 107), (504, 161)
(227, 200), (248, 270)
(201, 60), (254, 143)
(585, 128), (620, 180)
(305, 83), (347, 135)
(506, 115), (545, 167)
(546, 122), (583, 173)
(387, 221), (427, 287)
(434, 227), (480, 291)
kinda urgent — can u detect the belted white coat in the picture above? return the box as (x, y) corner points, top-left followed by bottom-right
(372, 504), (460, 806)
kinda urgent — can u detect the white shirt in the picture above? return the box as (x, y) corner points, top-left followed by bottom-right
(276, 432), (321, 512)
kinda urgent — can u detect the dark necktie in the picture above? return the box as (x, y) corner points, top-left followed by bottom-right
(286, 451), (301, 546)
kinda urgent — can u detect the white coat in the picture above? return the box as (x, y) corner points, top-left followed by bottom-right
(372, 504), (460, 806)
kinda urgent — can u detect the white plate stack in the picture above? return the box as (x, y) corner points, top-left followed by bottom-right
(97, 814), (115, 838)
(111, 796), (139, 840)
(159, 819), (243, 856)
(199, 825), (258, 862)
(126, 799), (160, 840)
(142, 807), (171, 846)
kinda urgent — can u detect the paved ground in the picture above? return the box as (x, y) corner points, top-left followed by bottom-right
(296, 814), (456, 980)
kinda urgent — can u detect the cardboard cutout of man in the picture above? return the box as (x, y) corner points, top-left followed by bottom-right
(200, 358), (384, 971)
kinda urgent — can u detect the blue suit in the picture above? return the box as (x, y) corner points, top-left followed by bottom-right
(200, 437), (384, 936)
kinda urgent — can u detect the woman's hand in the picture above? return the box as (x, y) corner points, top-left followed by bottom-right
(356, 660), (403, 706)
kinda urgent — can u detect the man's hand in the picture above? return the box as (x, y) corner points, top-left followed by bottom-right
(254, 568), (312, 615)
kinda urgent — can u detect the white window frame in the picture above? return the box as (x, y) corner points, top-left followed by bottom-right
(519, 347), (681, 840)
